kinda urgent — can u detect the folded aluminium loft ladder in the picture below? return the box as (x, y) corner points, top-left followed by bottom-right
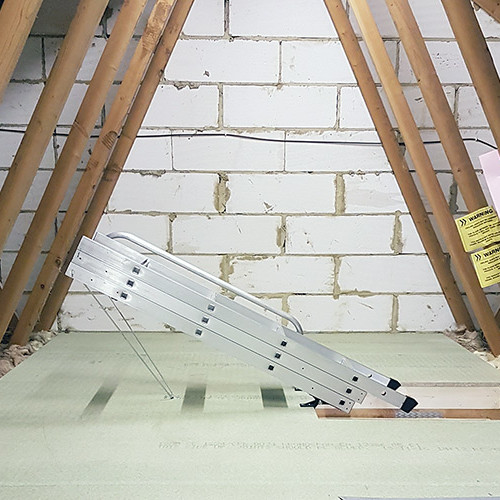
(66, 232), (418, 414)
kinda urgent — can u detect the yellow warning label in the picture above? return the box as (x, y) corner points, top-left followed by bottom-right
(471, 243), (500, 288)
(455, 206), (500, 252)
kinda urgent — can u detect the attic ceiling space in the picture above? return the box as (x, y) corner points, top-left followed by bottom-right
(29, 0), (123, 35)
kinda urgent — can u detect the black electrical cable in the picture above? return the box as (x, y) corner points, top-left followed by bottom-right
(0, 127), (496, 150)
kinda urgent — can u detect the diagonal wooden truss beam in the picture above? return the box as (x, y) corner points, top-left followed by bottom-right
(0, 0), (109, 254)
(385, 0), (487, 213)
(38, 0), (198, 332)
(0, 0), (152, 340)
(442, 0), (500, 149)
(473, 0), (500, 23)
(1, 0), (499, 352)
(0, 0), (44, 103)
(347, 0), (500, 355)
(9, 0), (194, 346)
(323, 0), (473, 331)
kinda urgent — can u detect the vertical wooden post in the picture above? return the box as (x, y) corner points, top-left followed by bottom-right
(385, 0), (487, 213)
(322, 0), (473, 330)
(0, 0), (151, 339)
(39, 0), (199, 331)
(0, 0), (109, 254)
(473, 0), (500, 23)
(348, 0), (500, 355)
(0, 0), (44, 103)
(442, 0), (500, 148)
(10, 0), (194, 346)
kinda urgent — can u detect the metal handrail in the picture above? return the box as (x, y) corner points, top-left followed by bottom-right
(107, 231), (304, 334)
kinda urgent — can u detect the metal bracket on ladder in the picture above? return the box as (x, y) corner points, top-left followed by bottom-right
(66, 231), (418, 415)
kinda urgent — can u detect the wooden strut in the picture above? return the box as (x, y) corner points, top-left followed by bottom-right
(347, 0), (500, 356)
(473, 0), (500, 24)
(442, 0), (500, 149)
(10, 0), (193, 346)
(0, 0), (44, 103)
(0, 0), (109, 254)
(0, 0), (151, 341)
(385, 0), (487, 213)
(322, 0), (473, 330)
(38, 0), (197, 331)
(316, 407), (500, 419)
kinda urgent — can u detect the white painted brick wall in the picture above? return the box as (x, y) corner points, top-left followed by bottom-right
(1, 252), (46, 294)
(228, 256), (334, 294)
(397, 295), (454, 332)
(143, 85), (219, 128)
(223, 86), (337, 128)
(4, 213), (54, 253)
(282, 41), (397, 85)
(409, 172), (454, 213)
(229, 0), (335, 38)
(338, 255), (441, 293)
(0, 131), (54, 169)
(58, 84), (91, 127)
(282, 41), (354, 85)
(4, 0), (496, 335)
(288, 294), (393, 332)
(343, 173), (407, 214)
(399, 215), (425, 254)
(285, 131), (390, 172)
(381, 86), (456, 129)
(286, 215), (395, 254)
(0, 171), (61, 211)
(11, 38), (42, 81)
(108, 172), (218, 213)
(457, 87), (488, 128)
(97, 214), (169, 249)
(44, 38), (106, 82)
(123, 132), (172, 172)
(339, 87), (374, 129)
(172, 131), (285, 172)
(165, 40), (279, 83)
(399, 42), (471, 85)
(172, 215), (282, 254)
(0, 83), (43, 124)
(183, 0), (225, 37)
(225, 174), (335, 214)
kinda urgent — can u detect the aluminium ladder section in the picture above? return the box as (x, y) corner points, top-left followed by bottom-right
(66, 232), (418, 414)
(98, 233), (401, 391)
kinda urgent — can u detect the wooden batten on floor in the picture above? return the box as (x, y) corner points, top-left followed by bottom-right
(317, 408), (500, 419)
(317, 385), (500, 419)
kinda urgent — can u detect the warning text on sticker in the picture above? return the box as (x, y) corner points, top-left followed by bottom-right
(455, 206), (500, 252)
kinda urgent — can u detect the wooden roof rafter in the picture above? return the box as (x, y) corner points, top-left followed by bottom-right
(473, 0), (500, 23)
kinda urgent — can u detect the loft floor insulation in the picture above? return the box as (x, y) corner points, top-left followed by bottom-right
(0, 332), (499, 499)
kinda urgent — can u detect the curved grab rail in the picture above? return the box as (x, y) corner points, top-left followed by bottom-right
(107, 231), (304, 334)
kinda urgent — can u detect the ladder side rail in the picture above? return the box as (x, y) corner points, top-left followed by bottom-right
(90, 235), (402, 392)
(71, 241), (411, 409)
(67, 261), (356, 413)
(94, 233), (286, 333)
(70, 251), (367, 403)
(107, 232), (304, 334)
(88, 236), (290, 336)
